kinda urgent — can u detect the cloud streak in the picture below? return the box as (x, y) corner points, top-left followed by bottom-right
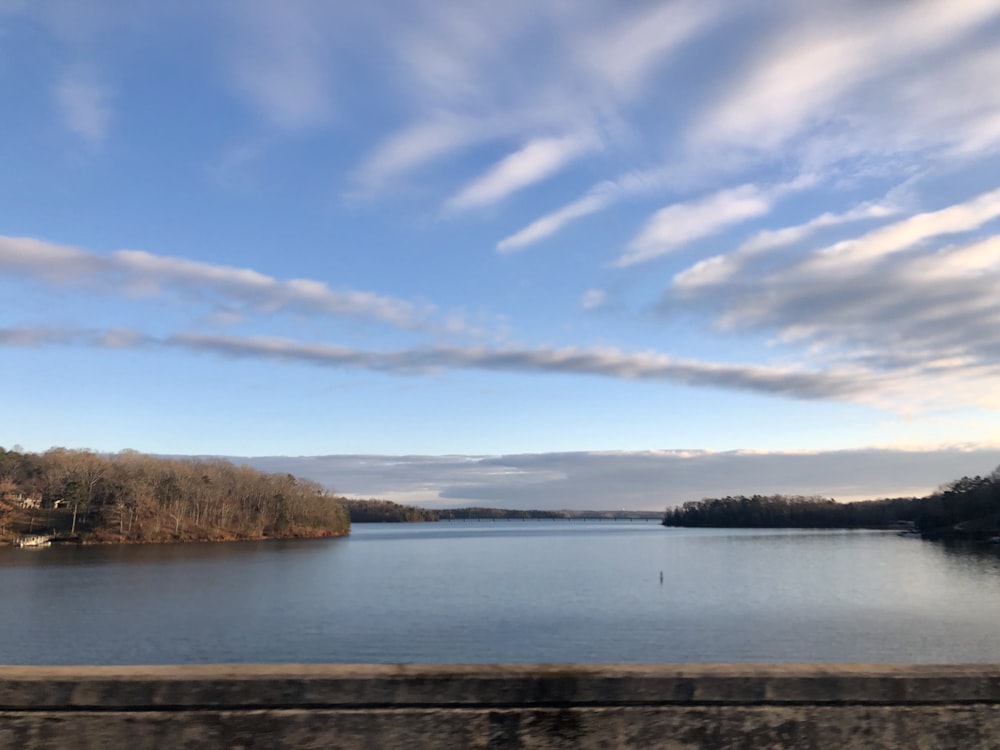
(0, 324), (866, 402)
(54, 67), (111, 144)
(575, 0), (720, 98)
(697, 0), (1000, 151)
(497, 191), (612, 252)
(0, 236), (433, 330)
(446, 133), (598, 212)
(674, 197), (899, 289)
(170, 332), (864, 401)
(666, 187), (1000, 411)
(222, 1), (337, 130)
(619, 184), (772, 267)
(352, 0), (718, 195)
(806, 186), (1000, 272)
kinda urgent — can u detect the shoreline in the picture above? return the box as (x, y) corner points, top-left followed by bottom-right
(4, 528), (350, 548)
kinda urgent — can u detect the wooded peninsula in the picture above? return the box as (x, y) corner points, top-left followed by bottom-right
(662, 467), (1000, 540)
(0, 446), (349, 545)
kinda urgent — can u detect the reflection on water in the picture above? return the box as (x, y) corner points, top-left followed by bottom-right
(931, 538), (1000, 574)
(2, 523), (1000, 665)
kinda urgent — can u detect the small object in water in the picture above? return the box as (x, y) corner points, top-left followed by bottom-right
(659, 571), (664, 584)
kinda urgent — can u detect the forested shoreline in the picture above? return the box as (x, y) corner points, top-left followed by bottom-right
(663, 468), (1000, 539)
(343, 500), (568, 522)
(0, 446), (349, 545)
(341, 499), (660, 523)
(7, 443), (997, 546)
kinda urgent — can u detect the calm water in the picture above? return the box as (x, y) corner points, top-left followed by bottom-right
(2, 522), (1000, 665)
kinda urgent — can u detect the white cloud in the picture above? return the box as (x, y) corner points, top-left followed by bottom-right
(0, 235), (102, 281)
(54, 67), (111, 143)
(0, 323), (868, 402)
(663, 187), (1000, 412)
(698, 0), (1000, 151)
(497, 192), (611, 252)
(907, 236), (1000, 280)
(576, 0), (720, 97)
(580, 289), (606, 310)
(496, 162), (692, 252)
(352, 0), (717, 197)
(353, 115), (493, 195)
(222, 1), (336, 130)
(739, 202), (898, 256)
(888, 44), (1000, 158)
(0, 235), (433, 330)
(446, 133), (599, 212)
(807, 186), (1000, 272)
(674, 198), (899, 289)
(163, 332), (867, 402)
(619, 184), (772, 267)
(393, 1), (539, 105)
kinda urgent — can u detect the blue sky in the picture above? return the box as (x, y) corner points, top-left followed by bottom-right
(3, 1), (1000, 507)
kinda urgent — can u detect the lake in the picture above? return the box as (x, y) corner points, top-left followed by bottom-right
(2, 522), (1000, 665)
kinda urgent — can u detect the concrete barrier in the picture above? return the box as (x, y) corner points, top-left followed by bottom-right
(3, 664), (1000, 748)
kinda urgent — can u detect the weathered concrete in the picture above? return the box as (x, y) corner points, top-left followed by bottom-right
(3, 664), (1000, 748)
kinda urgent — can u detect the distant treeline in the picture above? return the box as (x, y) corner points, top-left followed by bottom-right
(342, 499), (439, 522)
(341, 500), (659, 523)
(0, 446), (349, 544)
(342, 499), (568, 523)
(436, 507), (569, 520)
(662, 469), (1000, 537)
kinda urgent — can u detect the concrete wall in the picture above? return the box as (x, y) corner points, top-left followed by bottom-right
(3, 663), (1000, 749)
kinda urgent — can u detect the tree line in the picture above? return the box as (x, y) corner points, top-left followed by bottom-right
(0, 446), (349, 543)
(341, 499), (439, 522)
(340, 499), (571, 523)
(662, 468), (1000, 537)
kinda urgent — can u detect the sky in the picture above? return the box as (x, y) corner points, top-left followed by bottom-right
(3, 0), (1000, 509)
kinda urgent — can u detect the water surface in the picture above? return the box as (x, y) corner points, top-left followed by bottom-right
(2, 522), (999, 664)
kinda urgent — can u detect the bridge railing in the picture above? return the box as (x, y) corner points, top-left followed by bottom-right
(3, 663), (1000, 748)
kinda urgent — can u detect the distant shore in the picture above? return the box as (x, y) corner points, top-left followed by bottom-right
(342, 499), (662, 523)
(661, 475), (1000, 540)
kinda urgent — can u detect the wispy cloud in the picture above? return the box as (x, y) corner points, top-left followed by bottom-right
(445, 133), (599, 213)
(496, 163), (690, 252)
(352, 115), (495, 196)
(619, 184), (772, 267)
(161, 332), (874, 402)
(697, 0), (1000, 152)
(0, 324), (866, 402)
(805, 186), (1000, 272)
(574, 0), (721, 97)
(484, 1), (1000, 255)
(497, 191), (612, 252)
(352, 0), (718, 196)
(221, 1), (336, 130)
(675, 198), (899, 289)
(580, 289), (606, 310)
(739, 201), (899, 256)
(0, 236), (433, 330)
(666, 187), (1000, 411)
(54, 67), (111, 144)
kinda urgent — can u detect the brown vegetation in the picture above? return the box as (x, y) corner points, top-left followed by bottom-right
(0, 446), (349, 545)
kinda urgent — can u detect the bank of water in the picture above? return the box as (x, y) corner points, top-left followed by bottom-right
(2, 523), (1000, 665)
